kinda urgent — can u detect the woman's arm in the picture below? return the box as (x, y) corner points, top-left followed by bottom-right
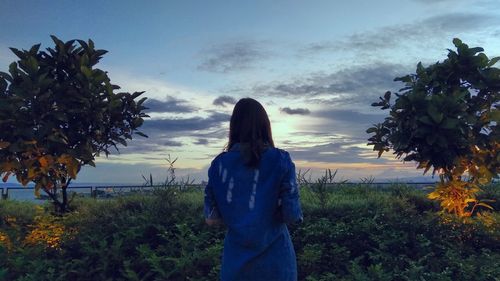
(279, 152), (304, 224)
(204, 162), (223, 226)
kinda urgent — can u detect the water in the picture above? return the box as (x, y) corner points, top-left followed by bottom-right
(1, 184), (202, 203)
(2, 187), (94, 203)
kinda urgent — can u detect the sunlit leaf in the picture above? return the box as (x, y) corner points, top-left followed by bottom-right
(0, 142), (10, 149)
(476, 202), (494, 210)
(28, 168), (37, 179)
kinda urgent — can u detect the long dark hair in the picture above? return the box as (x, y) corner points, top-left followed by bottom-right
(227, 98), (275, 167)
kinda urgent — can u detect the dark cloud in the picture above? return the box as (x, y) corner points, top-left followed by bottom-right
(163, 140), (183, 147)
(213, 95), (237, 106)
(198, 41), (267, 73)
(127, 143), (161, 153)
(302, 13), (499, 54)
(191, 128), (228, 141)
(144, 96), (197, 113)
(112, 139), (164, 155)
(308, 109), (385, 143)
(115, 113), (228, 155)
(194, 138), (209, 145)
(142, 112), (230, 133)
(254, 63), (408, 107)
(110, 136), (186, 155)
(280, 107), (311, 115)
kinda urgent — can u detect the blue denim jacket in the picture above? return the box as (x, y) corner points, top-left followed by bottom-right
(204, 144), (303, 280)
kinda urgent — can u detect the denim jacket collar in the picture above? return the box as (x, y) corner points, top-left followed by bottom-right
(229, 142), (270, 151)
(229, 143), (241, 151)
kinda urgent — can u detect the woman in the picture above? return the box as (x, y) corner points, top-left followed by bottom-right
(204, 98), (303, 281)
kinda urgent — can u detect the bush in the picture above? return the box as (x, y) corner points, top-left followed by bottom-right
(0, 185), (498, 280)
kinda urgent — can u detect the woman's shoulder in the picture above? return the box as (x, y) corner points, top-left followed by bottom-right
(269, 146), (291, 158)
(266, 147), (293, 169)
(210, 151), (227, 165)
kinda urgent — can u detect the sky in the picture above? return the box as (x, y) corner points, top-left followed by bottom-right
(1, 0), (500, 184)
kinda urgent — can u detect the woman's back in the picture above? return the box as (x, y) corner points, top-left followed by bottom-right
(205, 144), (303, 280)
(212, 145), (285, 227)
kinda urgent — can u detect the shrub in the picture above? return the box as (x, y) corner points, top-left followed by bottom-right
(0, 186), (498, 280)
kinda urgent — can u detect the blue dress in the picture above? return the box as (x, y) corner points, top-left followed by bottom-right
(204, 144), (303, 281)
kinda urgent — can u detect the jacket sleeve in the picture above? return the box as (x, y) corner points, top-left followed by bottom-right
(279, 152), (303, 224)
(204, 161), (221, 220)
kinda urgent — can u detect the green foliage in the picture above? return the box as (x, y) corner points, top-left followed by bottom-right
(0, 185), (498, 280)
(367, 38), (499, 216)
(0, 36), (149, 212)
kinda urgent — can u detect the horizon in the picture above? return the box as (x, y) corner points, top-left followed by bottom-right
(1, 0), (500, 184)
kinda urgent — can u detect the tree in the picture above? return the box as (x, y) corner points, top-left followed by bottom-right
(0, 36), (149, 212)
(367, 38), (499, 217)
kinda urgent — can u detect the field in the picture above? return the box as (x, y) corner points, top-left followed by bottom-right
(0, 184), (499, 281)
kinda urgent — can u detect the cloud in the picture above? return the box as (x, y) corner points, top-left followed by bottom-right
(197, 41), (267, 73)
(191, 128), (228, 141)
(106, 70), (214, 109)
(213, 95), (237, 107)
(194, 138), (209, 145)
(118, 141), (163, 154)
(253, 63), (408, 107)
(302, 12), (499, 54)
(314, 109), (383, 125)
(163, 140), (183, 147)
(142, 112), (230, 133)
(108, 136), (186, 155)
(280, 107), (311, 115)
(144, 96), (197, 113)
(287, 141), (378, 164)
(309, 109), (385, 142)
(112, 112), (229, 155)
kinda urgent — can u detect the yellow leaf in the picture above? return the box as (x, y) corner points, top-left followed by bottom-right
(39, 156), (49, 168)
(0, 142), (10, 149)
(478, 177), (490, 185)
(68, 159), (79, 179)
(427, 191), (440, 200)
(58, 154), (79, 179)
(476, 202), (494, 210)
(57, 154), (72, 165)
(28, 168), (37, 179)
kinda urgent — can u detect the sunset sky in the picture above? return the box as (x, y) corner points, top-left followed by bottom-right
(1, 0), (500, 184)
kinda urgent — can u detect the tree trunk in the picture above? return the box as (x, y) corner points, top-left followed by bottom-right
(61, 184), (68, 213)
(43, 187), (64, 213)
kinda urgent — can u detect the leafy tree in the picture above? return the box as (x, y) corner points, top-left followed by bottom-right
(367, 38), (499, 217)
(0, 36), (149, 212)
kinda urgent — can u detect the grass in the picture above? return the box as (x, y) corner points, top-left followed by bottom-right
(0, 183), (499, 281)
